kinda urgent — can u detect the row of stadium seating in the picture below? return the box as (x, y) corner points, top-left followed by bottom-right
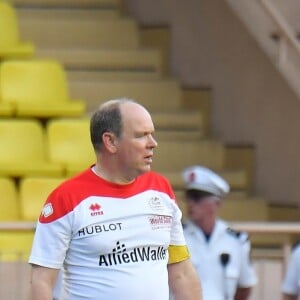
(0, 0), (86, 119)
(0, 0), (34, 59)
(0, 176), (63, 221)
(0, 59), (86, 118)
(0, 0), (77, 262)
(0, 118), (93, 178)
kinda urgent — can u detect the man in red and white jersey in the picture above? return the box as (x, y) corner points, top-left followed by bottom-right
(29, 99), (202, 300)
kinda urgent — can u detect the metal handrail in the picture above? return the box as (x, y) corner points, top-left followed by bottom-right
(260, 0), (300, 58)
(0, 222), (36, 231)
(231, 221), (300, 234)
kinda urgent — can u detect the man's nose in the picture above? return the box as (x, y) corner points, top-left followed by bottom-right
(148, 134), (158, 148)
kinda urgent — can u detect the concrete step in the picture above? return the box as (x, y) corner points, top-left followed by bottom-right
(250, 234), (293, 248)
(140, 26), (170, 75)
(152, 111), (203, 131)
(36, 48), (162, 74)
(11, 0), (121, 9)
(224, 145), (256, 194)
(182, 88), (212, 137)
(153, 110), (204, 140)
(219, 197), (269, 221)
(174, 191), (260, 221)
(69, 79), (182, 113)
(19, 17), (139, 49)
(67, 70), (162, 81)
(268, 204), (300, 222)
(174, 190), (249, 206)
(153, 139), (225, 172)
(17, 7), (120, 20)
(154, 130), (204, 141)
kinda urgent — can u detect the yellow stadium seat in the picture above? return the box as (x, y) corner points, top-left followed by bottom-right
(19, 177), (65, 221)
(0, 177), (20, 220)
(0, 230), (34, 261)
(0, 119), (63, 177)
(0, 101), (14, 116)
(0, 1), (34, 59)
(0, 59), (86, 118)
(47, 118), (95, 176)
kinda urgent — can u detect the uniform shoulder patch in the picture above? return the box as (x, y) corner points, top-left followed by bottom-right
(226, 227), (249, 243)
(182, 222), (188, 229)
(292, 240), (300, 250)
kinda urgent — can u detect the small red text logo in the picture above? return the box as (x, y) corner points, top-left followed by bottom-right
(89, 203), (104, 216)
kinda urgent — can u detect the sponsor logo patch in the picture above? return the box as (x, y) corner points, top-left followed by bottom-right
(89, 203), (104, 216)
(98, 241), (167, 267)
(148, 215), (172, 230)
(42, 203), (53, 218)
(148, 196), (165, 213)
(78, 222), (122, 237)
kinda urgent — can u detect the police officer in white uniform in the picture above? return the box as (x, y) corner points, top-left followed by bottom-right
(182, 166), (257, 300)
(282, 242), (300, 300)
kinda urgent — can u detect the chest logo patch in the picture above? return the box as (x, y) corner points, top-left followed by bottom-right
(89, 203), (104, 216)
(148, 196), (165, 213)
(148, 215), (172, 230)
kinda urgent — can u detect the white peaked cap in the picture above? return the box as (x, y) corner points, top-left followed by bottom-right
(182, 165), (230, 198)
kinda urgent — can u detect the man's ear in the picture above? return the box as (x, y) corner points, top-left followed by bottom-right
(102, 132), (118, 153)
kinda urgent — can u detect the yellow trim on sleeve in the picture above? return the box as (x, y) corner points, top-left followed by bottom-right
(168, 245), (190, 264)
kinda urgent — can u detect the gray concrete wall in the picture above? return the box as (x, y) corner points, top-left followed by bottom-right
(125, 0), (300, 205)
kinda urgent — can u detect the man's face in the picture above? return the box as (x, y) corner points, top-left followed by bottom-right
(115, 103), (158, 179)
(185, 191), (220, 223)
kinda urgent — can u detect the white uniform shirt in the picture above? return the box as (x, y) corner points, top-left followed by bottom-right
(282, 243), (300, 296)
(29, 169), (187, 300)
(184, 219), (257, 300)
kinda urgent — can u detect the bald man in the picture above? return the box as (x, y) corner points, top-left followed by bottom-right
(29, 99), (202, 300)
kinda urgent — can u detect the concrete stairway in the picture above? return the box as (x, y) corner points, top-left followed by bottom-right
(17, 2), (163, 80)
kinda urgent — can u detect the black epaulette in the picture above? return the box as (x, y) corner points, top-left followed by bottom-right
(226, 227), (249, 243)
(292, 240), (300, 250)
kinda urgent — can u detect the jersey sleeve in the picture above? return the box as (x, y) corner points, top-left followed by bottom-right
(168, 198), (190, 264)
(28, 189), (73, 269)
(282, 245), (300, 295)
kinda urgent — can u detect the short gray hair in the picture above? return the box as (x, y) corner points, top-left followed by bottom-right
(90, 98), (136, 152)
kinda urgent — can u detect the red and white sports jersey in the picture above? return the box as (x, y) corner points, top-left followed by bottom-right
(29, 168), (188, 300)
